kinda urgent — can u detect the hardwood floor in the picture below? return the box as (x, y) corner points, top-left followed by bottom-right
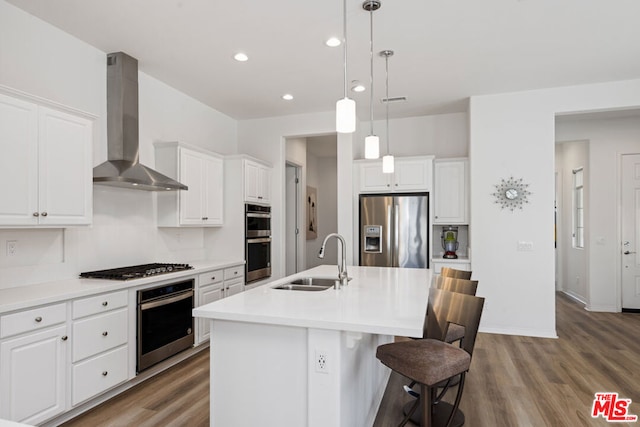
(62, 293), (640, 426)
(61, 350), (210, 427)
(373, 292), (640, 426)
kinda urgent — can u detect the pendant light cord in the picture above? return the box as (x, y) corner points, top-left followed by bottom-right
(369, 8), (374, 134)
(385, 53), (390, 155)
(343, 0), (348, 98)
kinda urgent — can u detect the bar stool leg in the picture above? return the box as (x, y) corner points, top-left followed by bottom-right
(420, 384), (432, 427)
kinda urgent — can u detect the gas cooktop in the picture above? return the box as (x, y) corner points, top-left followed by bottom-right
(79, 263), (193, 280)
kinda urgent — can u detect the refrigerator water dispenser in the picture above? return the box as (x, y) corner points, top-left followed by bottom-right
(364, 225), (382, 253)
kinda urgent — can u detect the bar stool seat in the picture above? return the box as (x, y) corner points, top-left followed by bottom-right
(377, 339), (470, 388)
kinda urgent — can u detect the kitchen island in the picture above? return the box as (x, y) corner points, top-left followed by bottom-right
(193, 265), (430, 427)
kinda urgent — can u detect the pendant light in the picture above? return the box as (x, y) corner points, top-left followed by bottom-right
(381, 49), (394, 173)
(363, 1), (381, 159)
(336, 0), (356, 133)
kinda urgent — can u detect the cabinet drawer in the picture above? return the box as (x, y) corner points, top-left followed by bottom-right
(72, 290), (128, 319)
(72, 308), (128, 362)
(71, 345), (128, 406)
(224, 265), (244, 281)
(199, 270), (223, 287)
(1, 303), (66, 339)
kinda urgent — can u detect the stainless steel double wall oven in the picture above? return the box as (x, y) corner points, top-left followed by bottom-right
(245, 204), (271, 283)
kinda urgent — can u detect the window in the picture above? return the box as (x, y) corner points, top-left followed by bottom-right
(573, 168), (584, 248)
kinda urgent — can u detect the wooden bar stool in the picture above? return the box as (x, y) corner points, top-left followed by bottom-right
(378, 288), (485, 427)
(440, 267), (472, 280)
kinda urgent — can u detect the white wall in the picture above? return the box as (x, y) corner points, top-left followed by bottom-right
(306, 153), (338, 269)
(470, 79), (640, 337)
(0, 0), (238, 288)
(555, 140), (588, 302)
(556, 115), (640, 311)
(356, 113), (469, 159)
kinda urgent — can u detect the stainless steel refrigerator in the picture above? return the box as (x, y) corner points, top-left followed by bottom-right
(359, 193), (429, 268)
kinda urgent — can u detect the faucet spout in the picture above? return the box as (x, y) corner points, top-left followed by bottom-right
(318, 233), (349, 287)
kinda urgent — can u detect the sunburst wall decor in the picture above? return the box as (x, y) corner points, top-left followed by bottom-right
(492, 177), (532, 211)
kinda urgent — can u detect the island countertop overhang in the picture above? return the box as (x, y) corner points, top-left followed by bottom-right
(193, 265), (430, 338)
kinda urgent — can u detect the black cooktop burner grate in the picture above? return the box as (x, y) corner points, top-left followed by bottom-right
(80, 263), (193, 280)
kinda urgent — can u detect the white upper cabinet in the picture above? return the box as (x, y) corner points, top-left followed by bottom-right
(155, 142), (224, 227)
(358, 156), (433, 193)
(0, 91), (93, 227)
(433, 158), (469, 224)
(244, 159), (272, 204)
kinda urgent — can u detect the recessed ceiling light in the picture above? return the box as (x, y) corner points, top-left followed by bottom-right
(234, 52), (249, 62)
(325, 37), (341, 47)
(282, 94), (294, 101)
(351, 81), (366, 93)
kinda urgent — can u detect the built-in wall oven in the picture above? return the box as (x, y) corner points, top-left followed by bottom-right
(246, 204), (271, 283)
(137, 279), (194, 372)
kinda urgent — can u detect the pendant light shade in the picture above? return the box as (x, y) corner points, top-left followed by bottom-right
(365, 135), (380, 159)
(381, 49), (394, 174)
(336, 0), (355, 134)
(336, 97), (356, 133)
(363, 0), (381, 159)
(382, 154), (394, 173)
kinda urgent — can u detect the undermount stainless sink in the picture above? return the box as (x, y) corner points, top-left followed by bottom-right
(273, 283), (334, 291)
(273, 276), (352, 291)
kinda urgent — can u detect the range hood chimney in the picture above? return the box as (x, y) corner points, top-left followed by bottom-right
(93, 52), (188, 191)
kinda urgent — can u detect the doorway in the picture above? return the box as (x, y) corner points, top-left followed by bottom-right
(621, 153), (640, 310)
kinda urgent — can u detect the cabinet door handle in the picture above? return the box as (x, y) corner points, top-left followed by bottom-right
(102, 301), (108, 306)
(102, 371), (108, 376)
(33, 212), (40, 217)
(61, 335), (68, 341)
(35, 316), (42, 322)
(211, 276), (216, 281)
(41, 212), (48, 217)
(102, 331), (108, 337)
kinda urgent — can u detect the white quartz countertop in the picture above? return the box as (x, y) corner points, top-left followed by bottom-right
(193, 265), (430, 338)
(0, 260), (244, 315)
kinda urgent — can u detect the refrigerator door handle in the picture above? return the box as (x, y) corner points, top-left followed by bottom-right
(394, 204), (400, 267)
(387, 204), (393, 264)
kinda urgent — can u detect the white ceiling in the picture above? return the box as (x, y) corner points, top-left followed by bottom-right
(7, 0), (640, 121)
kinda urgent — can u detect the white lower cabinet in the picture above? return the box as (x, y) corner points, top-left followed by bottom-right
(432, 259), (472, 275)
(0, 304), (68, 425)
(196, 264), (245, 344)
(70, 290), (129, 406)
(71, 346), (128, 406)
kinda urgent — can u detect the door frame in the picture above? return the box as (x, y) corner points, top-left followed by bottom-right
(285, 161), (304, 275)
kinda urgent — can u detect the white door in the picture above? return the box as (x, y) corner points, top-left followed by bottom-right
(38, 106), (93, 225)
(204, 155), (224, 225)
(285, 164), (299, 275)
(0, 94), (39, 225)
(0, 325), (67, 424)
(621, 153), (640, 310)
(179, 149), (205, 225)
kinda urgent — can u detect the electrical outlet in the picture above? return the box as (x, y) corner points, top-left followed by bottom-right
(315, 350), (329, 373)
(6, 240), (16, 256)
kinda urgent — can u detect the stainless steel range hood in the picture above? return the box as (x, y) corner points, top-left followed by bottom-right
(93, 52), (187, 191)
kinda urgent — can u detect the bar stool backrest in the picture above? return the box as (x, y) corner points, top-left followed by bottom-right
(440, 267), (472, 280)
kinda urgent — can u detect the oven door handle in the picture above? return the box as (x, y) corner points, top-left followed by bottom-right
(247, 237), (272, 244)
(140, 290), (194, 311)
(246, 212), (271, 218)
